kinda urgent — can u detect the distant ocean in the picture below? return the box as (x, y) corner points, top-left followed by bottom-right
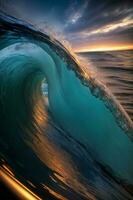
(79, 50), (133, 122)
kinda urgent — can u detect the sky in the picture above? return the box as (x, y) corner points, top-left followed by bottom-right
(0, 0), (133, 52)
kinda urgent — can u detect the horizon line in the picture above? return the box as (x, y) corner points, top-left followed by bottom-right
(75, 46), (133, 53)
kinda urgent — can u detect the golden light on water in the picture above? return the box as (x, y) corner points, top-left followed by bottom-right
(0, 166), (41, 200)
(42, 184), (68, 200)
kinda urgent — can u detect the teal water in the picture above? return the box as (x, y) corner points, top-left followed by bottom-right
(0, 13), (133, 200)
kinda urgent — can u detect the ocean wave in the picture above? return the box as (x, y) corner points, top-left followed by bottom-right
(0, 12), (133, 199)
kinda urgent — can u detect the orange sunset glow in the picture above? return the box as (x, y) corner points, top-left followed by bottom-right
(75, 44), (133, 52)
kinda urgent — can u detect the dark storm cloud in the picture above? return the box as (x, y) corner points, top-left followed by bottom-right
(1, 0), (132, 29)
(0, 0), (133, 48)
(64, 0), (133, 33)
(62, 0), (133, 48)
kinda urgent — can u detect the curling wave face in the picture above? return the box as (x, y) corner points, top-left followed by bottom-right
(0, 12), (133, 200)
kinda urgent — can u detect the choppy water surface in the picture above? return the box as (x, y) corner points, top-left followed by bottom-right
(79, 50), (133, 122)
(0, 13), (133, 200)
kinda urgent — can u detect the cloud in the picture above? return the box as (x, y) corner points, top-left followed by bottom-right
(0, 0), (133, 50)
(62, 1), (133, 50)
(64, 0), (89, 25)
(81, 16), (133, 37)
(64, 1), (133, 33)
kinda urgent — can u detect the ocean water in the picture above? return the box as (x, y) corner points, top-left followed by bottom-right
(79, 50), (133, 122)
(0, 13), (133, 200)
